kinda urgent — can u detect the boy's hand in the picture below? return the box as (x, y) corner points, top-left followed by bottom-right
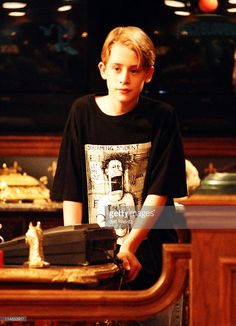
(117, 250), (142, 282)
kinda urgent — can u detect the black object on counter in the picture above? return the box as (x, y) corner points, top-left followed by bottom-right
(0, 224), (117, 266)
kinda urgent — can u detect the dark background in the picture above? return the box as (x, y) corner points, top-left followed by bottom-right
(0, 0), (236, 137)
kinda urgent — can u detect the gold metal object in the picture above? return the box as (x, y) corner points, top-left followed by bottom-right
(24, 221), (50, 268)
(0, 161), (50, 203)
(48, 160), (57, 178)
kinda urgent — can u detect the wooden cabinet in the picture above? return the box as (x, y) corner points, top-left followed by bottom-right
(0, 202), (63, 241)
(179, 194), (236, 326)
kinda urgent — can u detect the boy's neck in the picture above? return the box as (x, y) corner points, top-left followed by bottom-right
(96, 95), (138, 116)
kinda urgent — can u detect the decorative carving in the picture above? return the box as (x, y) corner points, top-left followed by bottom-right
(204, 162), (217, 175)
(0, 161), (50, 203)
(24, 221), (50, 268)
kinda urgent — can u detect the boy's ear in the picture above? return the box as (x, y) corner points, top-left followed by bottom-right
(98, 62), (107, 80)
(145, 66), (155, 83)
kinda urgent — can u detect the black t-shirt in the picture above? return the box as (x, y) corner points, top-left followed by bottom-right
(52, 93), (187, 288)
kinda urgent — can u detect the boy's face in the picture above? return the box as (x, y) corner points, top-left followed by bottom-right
(98, 43), (154, 107)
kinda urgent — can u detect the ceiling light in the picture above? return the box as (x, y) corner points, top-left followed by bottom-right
(81, 32), (88, 38)
(174, 10), (191, 16)
(3, 2), (26, 9)
(164, 1), (186, 8)
(199, 0), (219, 12)
(179, 30), (189, 36)
(227, 7), (236, 12)
(228, 0), (236, 4)
(57, 5), (72, 12)
(8, 11), (26, 16)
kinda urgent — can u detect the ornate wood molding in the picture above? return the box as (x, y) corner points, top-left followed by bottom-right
(183, 196), (236, 326)
(0, 135), (62, 157)
(178, 194), (236, 206)
(219, 257), (236, 326)
(183, 137), (236, 157)
(0, 244), (190, 321)
(0, 135), (235, 157)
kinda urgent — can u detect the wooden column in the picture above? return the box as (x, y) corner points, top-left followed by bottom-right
(181, 195), (236, 326)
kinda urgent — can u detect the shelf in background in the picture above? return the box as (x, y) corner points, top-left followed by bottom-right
(0, 135), (235, 157)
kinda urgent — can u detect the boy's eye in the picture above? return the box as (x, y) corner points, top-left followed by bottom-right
(111, 66), (141, 74)
(113, 66), (120, 72)
(131, 67), (142, 74)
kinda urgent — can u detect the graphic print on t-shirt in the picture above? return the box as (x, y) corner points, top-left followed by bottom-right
(85, 142), (151, 244)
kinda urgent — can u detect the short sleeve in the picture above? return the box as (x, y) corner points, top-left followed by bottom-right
(145, 107), (187, 198)
(51, 105), (84, 202)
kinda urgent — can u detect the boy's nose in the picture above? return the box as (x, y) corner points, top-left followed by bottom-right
(120, 70), (130, 83)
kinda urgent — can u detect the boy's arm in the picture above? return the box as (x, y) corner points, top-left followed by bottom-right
(117, 194), (167, 282)
(63, 201), (83, 226)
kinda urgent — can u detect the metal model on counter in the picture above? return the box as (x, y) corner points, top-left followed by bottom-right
(0, 161), (50, 203)
(194, 172), (236, 195)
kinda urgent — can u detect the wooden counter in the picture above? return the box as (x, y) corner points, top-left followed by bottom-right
(0, 194), (235, 325)
(0, 263), (121, 290)
(178, 194), (236, 206)
(179, 194), (236, 326)
(0, 244), (190, 322)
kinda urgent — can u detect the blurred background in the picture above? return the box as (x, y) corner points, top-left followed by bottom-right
(0, 0), (235, 188)
(0, 0), (235, 136)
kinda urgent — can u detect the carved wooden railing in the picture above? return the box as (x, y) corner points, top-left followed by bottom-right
(0, 244), (190, 321)
(0, 196), (235, 324)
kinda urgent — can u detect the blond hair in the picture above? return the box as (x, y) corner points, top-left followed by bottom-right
(101, 26), (156, 70)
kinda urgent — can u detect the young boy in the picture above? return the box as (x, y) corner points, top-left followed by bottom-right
(52, 26), (187, 291)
